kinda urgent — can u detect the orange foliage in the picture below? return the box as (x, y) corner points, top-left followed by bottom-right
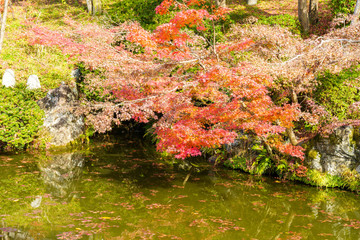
(26, 0), (304, 160)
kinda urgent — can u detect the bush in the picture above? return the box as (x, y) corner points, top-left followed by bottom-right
(330, 0), (357, 16)
(314, 65), (360, 120)
(105, 0), (170, 30)
(0, 85), (44, 151)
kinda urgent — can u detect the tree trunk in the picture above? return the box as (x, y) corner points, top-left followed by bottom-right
(309, 0), (318, 24)
(286, 90), (298, 146)
(298, 0), (310, 33)
(286, 127), (298, 146)
(86, 0), (92, 14)
(92, 0), (102, 15)
(0, 0), (9, 53)
(351, 0), (360, 26)
(86, 0), (102, 15)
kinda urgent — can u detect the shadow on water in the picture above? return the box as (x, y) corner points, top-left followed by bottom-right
(1, 134), (360, 239)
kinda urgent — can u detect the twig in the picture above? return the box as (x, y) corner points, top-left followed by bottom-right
(281, 38), (360, 65)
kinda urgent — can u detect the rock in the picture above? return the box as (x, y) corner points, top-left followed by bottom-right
(306, 125), (360, 176)
(71, 68), (82, 97)
(2, 69), (15, 87)
(37, 84), (84, 147)
(26, 75), (41, 90)
(71, 68), (81, 79)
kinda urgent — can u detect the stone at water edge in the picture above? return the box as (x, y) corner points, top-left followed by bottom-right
(26, 75), (41, 90)
(306, 125), (360, 176)
(2, 69), (15, 87)
(37, 84), (85, 147)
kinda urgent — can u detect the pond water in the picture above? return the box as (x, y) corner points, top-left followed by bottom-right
(1, 135), (360, 240)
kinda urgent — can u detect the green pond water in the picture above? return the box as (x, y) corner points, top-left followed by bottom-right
(1, 135), (360, 240)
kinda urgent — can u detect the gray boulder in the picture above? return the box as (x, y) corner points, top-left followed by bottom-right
(2, 69), (15, 87)
(306, 125), (360, 176)
(26, 75), (41, 90)
(71, 68), (81, 79)
(37, 83), (84, 147)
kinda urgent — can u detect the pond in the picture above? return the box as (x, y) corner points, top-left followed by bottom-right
(1, 134), (360, 240)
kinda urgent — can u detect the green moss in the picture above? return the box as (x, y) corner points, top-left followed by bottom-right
(228, 10), (301, 35)
(47, 133), (90, 152)
(290, 169), (360, 192)
(224, 143), (360, 191)
(314, 65), (360, 120)
(349, 129), (357, 146)
(308, 149), (320, 160)
(257, 14), (301, 35)
(353, 127), (360, 147)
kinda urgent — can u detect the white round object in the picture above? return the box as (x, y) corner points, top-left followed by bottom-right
(26, 75), (41, 90)
(2, 69), (15, 88)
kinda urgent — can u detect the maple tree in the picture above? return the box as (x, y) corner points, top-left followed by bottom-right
(231, 22), (360, 138)
(25, 0), (309, 160)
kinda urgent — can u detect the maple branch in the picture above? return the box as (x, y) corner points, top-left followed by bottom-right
(189, 52), (208, 70)
(281, 38), (360, 65)
(89, 81), (198, 110)
(107, 41), (202, 69)
(212, 19), (219, 61)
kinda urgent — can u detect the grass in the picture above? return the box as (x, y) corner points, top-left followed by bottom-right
(228, 0), (333, 36)
(0, 1), (101, 94)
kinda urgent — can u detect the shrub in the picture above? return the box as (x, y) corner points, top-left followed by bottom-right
(105, 0), (170, 30)
(0, 85), (44, 151)
(330, 0), (357, 16)
(314, 65), (360, 120)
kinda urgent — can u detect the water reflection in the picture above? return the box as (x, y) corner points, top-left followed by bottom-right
(1, 139), (360, 239)
(38, 152), (84, 200)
